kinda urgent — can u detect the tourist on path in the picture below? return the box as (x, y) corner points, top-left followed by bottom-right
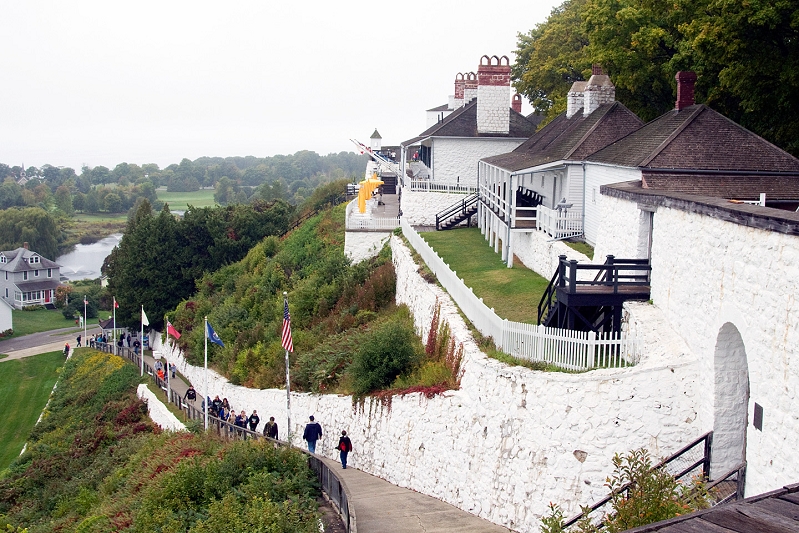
(303, 415), (322, 453)
(248, 410), (260, 432)
(184, 385), (197, 403)
(63, 342), (70, 358)
(76, 335), (82, 347)
(338, 430), (353, 469)
(264, 416), (278, 440)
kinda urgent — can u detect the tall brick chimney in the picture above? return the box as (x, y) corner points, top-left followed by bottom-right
(463, 72), (478, 103)
(675, 71), (697, 111)
(477, 55), (511, 134)
(23, 242), (29, 250)
(512, 93), (522, 114)
(583, 64), (615, 116)
(453, 73), (466, 109)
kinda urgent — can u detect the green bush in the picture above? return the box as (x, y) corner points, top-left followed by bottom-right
(349, 308), (421, 395)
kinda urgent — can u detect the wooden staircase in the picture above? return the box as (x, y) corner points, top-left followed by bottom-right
(538, 255), (651, 334)
(435, 193), (478, 230)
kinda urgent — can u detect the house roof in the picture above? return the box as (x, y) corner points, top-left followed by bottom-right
(370, 129), (382, 139)
(0, 248), (60, 273)
(642, 172), (799, 200)
(482, 102), (643, 172)
(402, 99), (539, 146)
(15, 280), (60, 292)
(589, 104), (799, 172)
(426, 104), (450, 112)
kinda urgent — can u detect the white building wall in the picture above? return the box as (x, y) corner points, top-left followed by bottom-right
(401, 191), (474, 227)
(594, 193), (799, 496)
(434, 138), (526, 187)
(583, 164), (642, 246)
(511, 230), (592, 279)
(0, 300), (11, 332)
(477, 85), (510, 134)
(158, 236), (702, 532)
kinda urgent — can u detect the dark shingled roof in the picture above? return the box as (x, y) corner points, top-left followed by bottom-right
(0, 248), (60, 273)
(589, 104), (799, 172)
(621, 482), (799, 533)
(482, 102), (643, 172)
(402, 100), (538, 146)
(426, 103), (450, 112)
(642, 172), (799, 200)
(15, 280), (61, 292)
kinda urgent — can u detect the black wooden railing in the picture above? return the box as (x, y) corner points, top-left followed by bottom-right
(562, 432), (740, 529)
(537, 255), (652, 325)
(101, 342), (353, 533)
(435, 193), (478, 230)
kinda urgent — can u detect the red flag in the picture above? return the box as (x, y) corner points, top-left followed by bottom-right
(167, 321), (181, 339)
(114, 298), (119, 309)
(281, 299), (293, 352)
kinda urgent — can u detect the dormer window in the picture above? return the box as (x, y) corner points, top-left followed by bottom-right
(30, 256), (39, 264)
(0, 256), (5, 263)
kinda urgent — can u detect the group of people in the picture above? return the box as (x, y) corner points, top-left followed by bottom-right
(153, 359), (177, 382)
(179, 387), (352, 468)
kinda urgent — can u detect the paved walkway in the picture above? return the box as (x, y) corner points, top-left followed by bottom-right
(0, 325), (101, 362)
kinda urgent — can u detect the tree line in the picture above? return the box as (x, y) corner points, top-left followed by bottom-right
(513, 0), (799, 156)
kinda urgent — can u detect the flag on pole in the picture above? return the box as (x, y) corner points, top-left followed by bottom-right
(206, 321), (224, 347)
(114, 298), (119, 309)
(142, 308), (149, 326)
(281, 298), (293, 352)
(167, 321), (182, 339)
(84, 296), (88, 305)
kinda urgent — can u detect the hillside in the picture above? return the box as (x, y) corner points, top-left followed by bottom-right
(0, 350), (320, 532)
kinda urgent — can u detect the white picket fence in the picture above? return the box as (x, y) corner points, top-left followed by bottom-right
(401, 219), (638, 370)
(406, 179), (477, 194)
(345, 199), (401, 231)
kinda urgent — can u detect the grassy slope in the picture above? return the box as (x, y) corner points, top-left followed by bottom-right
(156, 189), (217, 210)
(421, 227), (548, 324)
(0, 351), (63, 470)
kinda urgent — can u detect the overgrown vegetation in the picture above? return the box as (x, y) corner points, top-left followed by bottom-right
(541, 448), (710, 533)
(0, 350), (320, 533)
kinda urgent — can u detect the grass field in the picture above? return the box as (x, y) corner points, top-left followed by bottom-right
(157, 189), (217, 210)
(421, 227), (549, 324)
(0, 351), (64, 470)
(8, 308), (80, 339)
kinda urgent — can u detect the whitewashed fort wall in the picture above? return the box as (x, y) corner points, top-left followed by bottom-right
(158, 236), (701, 532)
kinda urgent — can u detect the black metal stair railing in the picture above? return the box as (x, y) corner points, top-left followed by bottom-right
(435, 193), (478, 230)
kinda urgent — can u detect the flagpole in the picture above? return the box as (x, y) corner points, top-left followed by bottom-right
(140, 305), (144, 376)
(284, 292), (291, 443)
(204, 316), (209, 432)
(164, 314), (170, 401)
(83, 295), (87, 346)
(112, 297), (117, 355)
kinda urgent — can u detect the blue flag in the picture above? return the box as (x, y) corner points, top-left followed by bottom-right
(206, 321), (225, 347)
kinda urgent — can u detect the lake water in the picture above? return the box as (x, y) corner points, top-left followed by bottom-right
(56, 233), (123, 281)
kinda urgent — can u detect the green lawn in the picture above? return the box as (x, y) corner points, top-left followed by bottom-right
(9, 308), (80, 338)
(157, 189), (217, 210)
(72, 212), (128, 224)
(421, 227), (549, 323)
(0, 351), (64, 470)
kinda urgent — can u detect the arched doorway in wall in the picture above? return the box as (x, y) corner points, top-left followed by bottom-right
(711, 322), (749, 482)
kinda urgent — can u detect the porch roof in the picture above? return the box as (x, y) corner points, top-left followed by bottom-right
(14, 280), (60, 292)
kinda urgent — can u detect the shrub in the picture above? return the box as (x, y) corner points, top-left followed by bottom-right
(349, 310), (421, 395)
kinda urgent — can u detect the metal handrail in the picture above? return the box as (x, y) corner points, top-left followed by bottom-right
(435, 193), (478, 230)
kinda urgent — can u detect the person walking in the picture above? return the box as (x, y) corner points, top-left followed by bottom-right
(184, 385), (197, 403)
(169, 362), (177, 379)
(338, 430), (353, 469)
(63, 342), (70, 358)
(263, 416), (279, 440)
(76, 335), (82, 347)
(248, 410), (260, 433)
(302, 415), (322, 453)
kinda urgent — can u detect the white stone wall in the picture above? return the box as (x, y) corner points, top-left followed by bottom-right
(137, 384), (187, 432)
(594, 192), (799, 497)
(433, 137), (525, 187)
(511, 230), (591, 279)
(583, 164), (642, 246)
(344, 232), (391, 263)
(157, 235), (702, 532)
(477, 85), (510, 134)
(401, 191), (476, 227)
(592, 194), (645, 262)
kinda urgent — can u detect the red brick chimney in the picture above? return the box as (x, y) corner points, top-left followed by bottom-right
(463, 72), (478, 103)
(23, 242), (29, 250)
(453, 73), (466, 108)
(675, 71), (697, 111)
(512, 93), (522, 113)
(477, 55), (512, 134)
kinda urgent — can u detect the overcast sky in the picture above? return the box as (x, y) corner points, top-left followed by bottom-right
(1, 1), (560, 171)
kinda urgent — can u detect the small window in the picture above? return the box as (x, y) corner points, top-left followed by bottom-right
(48, 268), (52, 278)
(23, 271), (28, 280)
(4, 288), (7, 298)
(34, 270), (39, 277)
(0, 256), (5, 263)
(592, 188), (597, 204)
(30, 256), (39, 264)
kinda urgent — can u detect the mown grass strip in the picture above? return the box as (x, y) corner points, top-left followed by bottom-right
(8, 308), (77, 338)
(421, 227), (548, 324)
(156, 189), (217, 210)
(0, 350), (64, 470)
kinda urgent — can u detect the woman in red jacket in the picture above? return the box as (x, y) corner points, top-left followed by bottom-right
(338, 430), (353, 469)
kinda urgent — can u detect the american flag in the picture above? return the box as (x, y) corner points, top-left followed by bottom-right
(281, 298), (293, 352)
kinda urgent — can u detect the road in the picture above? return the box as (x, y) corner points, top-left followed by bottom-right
(0, 325), (101, 362)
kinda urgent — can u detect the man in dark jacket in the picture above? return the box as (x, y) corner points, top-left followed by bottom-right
(302, 415), (322, 453)
(264, 417), (279, 440)
(338, 430), (353, 469)
(248, 410), (260, 432)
